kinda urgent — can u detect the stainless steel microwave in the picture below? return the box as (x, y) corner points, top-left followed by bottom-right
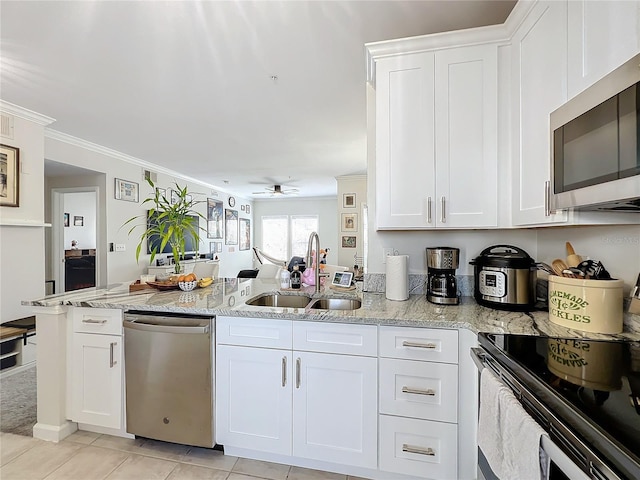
(550, 53), (640, 212)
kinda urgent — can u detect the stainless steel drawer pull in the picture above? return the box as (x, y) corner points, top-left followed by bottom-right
(296, 357), (301, 389)
(402, 341), (437, 349)
(441, 196), (446, 223)
(109, 342), (117, 368)
(403, 444), (435, 456)
(282, 356), (287, 387)
(427, 197), (432, 224)
(82, 318), (107, 324)
(402, 386), (435, 396)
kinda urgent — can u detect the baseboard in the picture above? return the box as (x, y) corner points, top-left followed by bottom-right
(33, 421), (77, 442)
(0, 362), (35, 380)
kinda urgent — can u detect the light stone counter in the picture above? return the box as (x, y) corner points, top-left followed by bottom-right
(24, 277), (640, 341)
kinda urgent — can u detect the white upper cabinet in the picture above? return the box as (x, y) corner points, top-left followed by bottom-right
(374, 44), (498, 229)
(567, 0), (640, 99)
(510, 1), (569, 226)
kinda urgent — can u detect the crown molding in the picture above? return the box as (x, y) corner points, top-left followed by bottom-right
(0, 100), (56, 126)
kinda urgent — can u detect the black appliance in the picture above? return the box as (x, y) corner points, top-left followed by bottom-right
(473, 333), (640, 480)
(470, 244), (536, 311)
(426, 247), (459, 305)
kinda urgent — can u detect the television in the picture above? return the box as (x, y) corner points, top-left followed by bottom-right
(146, 211), (199, 255)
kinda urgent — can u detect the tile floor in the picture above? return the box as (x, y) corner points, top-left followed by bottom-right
(0, 431), (370, 480)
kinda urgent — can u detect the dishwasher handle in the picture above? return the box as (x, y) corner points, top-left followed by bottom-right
(124, 319), (210, 335)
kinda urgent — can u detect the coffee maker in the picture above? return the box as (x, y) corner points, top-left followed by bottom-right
(426, 247), (460, 305)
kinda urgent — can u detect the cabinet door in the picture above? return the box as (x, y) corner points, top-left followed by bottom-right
(568, 1), (640, 99)
(216, 345), (292, 455)
(375, 52), (436, 229)
(434, 44), (498, 228)
(511, 1), (569, 226)
(293, 351), (377, 468)
(70, 333), (122, 429)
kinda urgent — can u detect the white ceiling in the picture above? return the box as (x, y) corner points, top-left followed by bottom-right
(1, 0), (515, 198)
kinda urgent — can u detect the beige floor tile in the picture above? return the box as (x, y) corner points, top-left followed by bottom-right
(104, 454), (178, 480)
(0, 441), (84, 480)
(0, 433), (42, 467)
(63, 430), (101, 445)
(167, 463), (229, 479)
(43, 445), (128, 480)
(287, 466), (346, 480)
(182, 447), (238, 471)
(132, 438), (191, 461)
(346, 476), (373, 480)
(232, 458), (290, 480)
(227, 474), (263, 480)
(92, 435), (146, 452)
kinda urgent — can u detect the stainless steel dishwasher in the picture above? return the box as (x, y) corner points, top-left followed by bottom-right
(124, 311), (214, 447)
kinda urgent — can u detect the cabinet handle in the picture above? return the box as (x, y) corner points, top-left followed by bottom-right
(109, 342), (117, 368)
(296, 357), (301, 389)
(544, 180), (551, 216)
(402, 444), (435, 456)
(402, 340), (437, 349)
(441, 196), (446, 223)
(282, 356), (287, 387)
(427, 197), (432, 224)
(402, 386), (436, 396)
(82, 318), (107, 324)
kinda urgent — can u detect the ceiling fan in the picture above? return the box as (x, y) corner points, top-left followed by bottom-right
(252, 184), (299, 196)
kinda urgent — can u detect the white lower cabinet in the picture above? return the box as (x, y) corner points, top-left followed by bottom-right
(215, 317), (378, 470)
(69, 307), (123, 429)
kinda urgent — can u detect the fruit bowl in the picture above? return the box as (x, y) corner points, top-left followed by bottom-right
(178, 280), (198, 292)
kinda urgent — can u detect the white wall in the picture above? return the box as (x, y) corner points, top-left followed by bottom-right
(63, 191), (96, 249)
(253, 197), (339, 267)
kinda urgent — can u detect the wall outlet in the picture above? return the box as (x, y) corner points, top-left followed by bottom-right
(382, 248), (394, 263)
(115, 244), (126, 252)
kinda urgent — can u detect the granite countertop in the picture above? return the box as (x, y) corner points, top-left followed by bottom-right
(24, 277), (640, 341)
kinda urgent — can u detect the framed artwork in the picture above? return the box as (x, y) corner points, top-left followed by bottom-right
(114, 178), (139, 202)
(209, 242), (216, 254)
(155, 187), (166, 200)
(343, 193), (356, 208)
(225, 209), (238, 245)
(216, 242), (223, 253)
(207, 198), (223, 239)
(64, 213), (70, 227)
(0, 144), (20, 207)
(73, 216), (84, 227)
(239, 218), (250, 251)
(342, 236), (357, 248)
(241, 205), (245, 212)
(170, 189), (178, 205)
(246, 204), (251, 214)
(341, 213), (358, 232)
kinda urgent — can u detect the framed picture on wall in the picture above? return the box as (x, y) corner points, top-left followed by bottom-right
(225, 209), (238, 245)
(64, 213), (70, 227)
(342, 236), (356, 248)
(239, 218), (250, 251)
(343, 193), (356, 208)
(207, 198), (223, 239)
(0, 144), (20, 207)
(73, 216), (84, 227)
(114, 178), (139, 202)
(341, 213), (357, 232)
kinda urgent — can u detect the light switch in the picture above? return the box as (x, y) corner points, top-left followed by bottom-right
(115, 244), (126, 252)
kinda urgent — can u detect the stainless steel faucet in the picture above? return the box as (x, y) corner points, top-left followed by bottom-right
(306, 231), (320, 293)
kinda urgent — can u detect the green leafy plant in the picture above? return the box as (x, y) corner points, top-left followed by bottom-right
(123, 179), (205, 274)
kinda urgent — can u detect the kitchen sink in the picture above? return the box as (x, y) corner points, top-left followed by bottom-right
(245, 293), (312, 308)
(307, 298), (362, 311)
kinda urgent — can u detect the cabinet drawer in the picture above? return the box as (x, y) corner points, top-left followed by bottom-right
(293, 321), (377, 356)
(380, 358), (458, 423)
(72, 307), (123, 335)
(217, 316), (292, 349)
(379, 327), (458, 363)
(379, 414), (457, 479)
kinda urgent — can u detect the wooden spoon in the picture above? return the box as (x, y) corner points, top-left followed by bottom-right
(565, 241), (582, 268)
(551, 258), (569, 276)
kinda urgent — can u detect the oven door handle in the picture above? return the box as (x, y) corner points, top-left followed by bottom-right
(470, 347), (486, 372)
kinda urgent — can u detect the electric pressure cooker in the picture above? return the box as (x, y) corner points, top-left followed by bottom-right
(469, 244), (536, 310)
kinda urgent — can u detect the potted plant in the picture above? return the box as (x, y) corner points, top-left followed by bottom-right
(124, 179), (204, 275)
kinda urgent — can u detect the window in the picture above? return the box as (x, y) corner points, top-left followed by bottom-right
(261, 215), (318, 261)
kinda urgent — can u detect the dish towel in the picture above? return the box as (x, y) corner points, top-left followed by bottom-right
(478, 368), (550, 480)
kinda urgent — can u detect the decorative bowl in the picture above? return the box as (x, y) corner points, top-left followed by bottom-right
(179, 280), (198, 292)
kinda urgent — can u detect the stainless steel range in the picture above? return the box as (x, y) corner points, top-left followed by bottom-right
(473, 333), (640, 480)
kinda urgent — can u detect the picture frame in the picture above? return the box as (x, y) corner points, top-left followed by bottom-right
(155, 187), (166, 200)
(114, 178), (139, 202)
(216, 242), (223, 253)
(239, 218), (250, 251)
(209, 242), (216, 254)
(341, 213), (357, 232)
(64, 213), (70, 227)
(207, 198), (223, 239)
(170, 189), (179, 205)
(241, 205), (245, 212)
(225, 209), (238, 245)
(73, 216), (84, 227)
(342, 236), (357, 248)
(246, 204), (251, 214)
(0, 144), (20, 207)
(343, 193), (356, 208)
